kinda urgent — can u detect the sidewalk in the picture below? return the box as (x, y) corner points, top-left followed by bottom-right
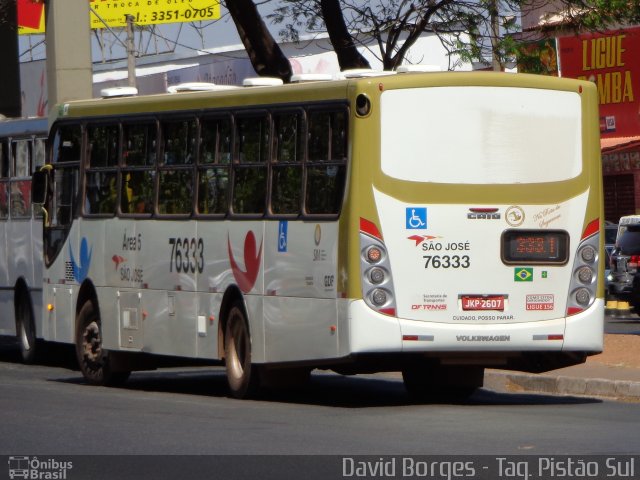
(484, 334), (640, 401)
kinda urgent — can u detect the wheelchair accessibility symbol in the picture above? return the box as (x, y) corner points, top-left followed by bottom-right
(406, 207), (427, 230)
(278, 220), (288, 252)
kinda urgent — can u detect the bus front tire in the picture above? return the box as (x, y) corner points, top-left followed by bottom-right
(75, 300), (130, 386)
(224, 302), (259, 399)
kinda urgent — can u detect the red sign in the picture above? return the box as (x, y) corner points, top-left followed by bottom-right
(17, 0), (45, 34)
(559, 27), (640, 138)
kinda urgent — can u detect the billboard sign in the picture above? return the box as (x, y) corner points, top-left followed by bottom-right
(90, 0), (220, 28)
(559, 27), (640, 137)
(18, 0), (220, 34)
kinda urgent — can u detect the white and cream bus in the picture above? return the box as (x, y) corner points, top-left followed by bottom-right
(0, 117), (47, 363)
(31, 71), (604, 399)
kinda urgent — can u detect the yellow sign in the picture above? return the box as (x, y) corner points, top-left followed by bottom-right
(90, 0), (220, 28)
(18, 0), (220, 34)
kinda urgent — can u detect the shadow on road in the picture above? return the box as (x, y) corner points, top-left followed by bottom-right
(1, 336), (601, 408)
(0, 336), (77, 370)
(51, 366), (602, 409)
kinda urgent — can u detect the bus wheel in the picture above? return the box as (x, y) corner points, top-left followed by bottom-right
(402, 365), (482, 403)
(75, 300), (130, 386)
(224, 302), (259, 399)
(15, 291), (38, 364)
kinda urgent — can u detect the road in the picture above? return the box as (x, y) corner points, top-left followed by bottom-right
(606, 310), (640, 334)
(1, 339), (639, 459)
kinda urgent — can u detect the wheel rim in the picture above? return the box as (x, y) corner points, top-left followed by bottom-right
(81, 320), (104, 373)
(17, 301), (34, 354)
(19, 320), (32, 352)
(227, 311), (248, 382)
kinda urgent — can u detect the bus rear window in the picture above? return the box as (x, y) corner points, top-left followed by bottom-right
(380, 87), (582, 184)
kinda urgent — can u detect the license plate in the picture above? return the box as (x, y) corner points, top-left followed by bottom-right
(461, 296), (505, 311)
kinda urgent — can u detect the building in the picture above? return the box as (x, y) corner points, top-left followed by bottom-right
(520, 2), (640, 222)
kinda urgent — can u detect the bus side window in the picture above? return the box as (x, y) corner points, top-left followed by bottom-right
(50, 124), (82, 226)
(158, 118), (196, 215)
(271, 111), (303, 215)
(232, 115), (268, 214)
(123, 122), (156, 167)
(198, 117), (231, 215)
(0, 139), (9, 178)
(33, 138), (46, 172)
(53, 125), (82, 163)
(121, 122), (156, 216)
(305, 109), (347, 215)
(161, 119), (196, 165)
(86, 124), (119, 215)
(0, 140), (8, 218)
(10, 139), (32, 218)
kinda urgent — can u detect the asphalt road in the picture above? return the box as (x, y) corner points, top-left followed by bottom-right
(606, 310), (640, 334)
(1, 339), (639, 460)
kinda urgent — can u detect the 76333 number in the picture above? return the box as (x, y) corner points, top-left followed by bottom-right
(423, 255), (470, 269)
(169, 237), (205, 274)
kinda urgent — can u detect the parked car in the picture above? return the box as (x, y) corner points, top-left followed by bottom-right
(605, 221), (618, 253)
(608, 217), (640, 308)
(605, 222), (618, 294)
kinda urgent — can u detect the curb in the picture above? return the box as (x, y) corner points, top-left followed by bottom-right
(484, 370), (640, 401)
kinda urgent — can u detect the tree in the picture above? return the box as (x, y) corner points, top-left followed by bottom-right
(224, 0), (293, 81)
(269, 0), (640, 71)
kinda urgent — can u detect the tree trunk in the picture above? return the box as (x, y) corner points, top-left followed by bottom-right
(226, 0), (292, 82)
(320, 0), (370, 71)
(0, 0), (22, 117)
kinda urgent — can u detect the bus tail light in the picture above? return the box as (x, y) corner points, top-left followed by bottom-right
(360, 218), (396, 316)
(566, 219), (599, 316)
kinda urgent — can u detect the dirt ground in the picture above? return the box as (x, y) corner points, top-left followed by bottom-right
(588, 334), (640, 368)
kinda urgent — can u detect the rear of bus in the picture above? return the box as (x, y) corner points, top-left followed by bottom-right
(344, 72), (603, 376)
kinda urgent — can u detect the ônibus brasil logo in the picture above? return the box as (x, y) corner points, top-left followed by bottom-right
(8, 456), (73, 479)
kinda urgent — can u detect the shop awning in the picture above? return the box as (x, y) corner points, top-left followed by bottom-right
(601, 136), (640, 153)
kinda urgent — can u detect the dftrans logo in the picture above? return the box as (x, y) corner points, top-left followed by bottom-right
(405, 207), (427, 230)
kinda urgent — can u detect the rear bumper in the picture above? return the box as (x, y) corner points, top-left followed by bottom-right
(348, 298), (604, 356)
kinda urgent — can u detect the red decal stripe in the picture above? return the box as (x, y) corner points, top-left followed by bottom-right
(567, 306), (583, 316)
(581, 218), (599, 240)
(360, 218), (382, 240)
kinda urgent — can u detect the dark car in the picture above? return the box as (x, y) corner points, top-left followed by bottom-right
(605, 222), (618, 253)
(604, 223), (618, 293)
(609, 224), (640, 308)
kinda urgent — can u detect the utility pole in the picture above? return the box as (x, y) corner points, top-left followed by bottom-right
(125, 15), (137, 88)
(45, 0), (93, 111)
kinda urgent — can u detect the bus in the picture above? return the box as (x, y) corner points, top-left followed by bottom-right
(0, 117), (47, 363)
(31, 71), (604, 399)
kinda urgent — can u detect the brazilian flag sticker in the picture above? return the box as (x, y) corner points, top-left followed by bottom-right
(514, 267), (533, 282)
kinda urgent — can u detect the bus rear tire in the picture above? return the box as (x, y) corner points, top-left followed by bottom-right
(224, 302), (260, 399)
(402, 365), (483, 403)
(75, 300), (130, 386)
(15, 290), (38, 364)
